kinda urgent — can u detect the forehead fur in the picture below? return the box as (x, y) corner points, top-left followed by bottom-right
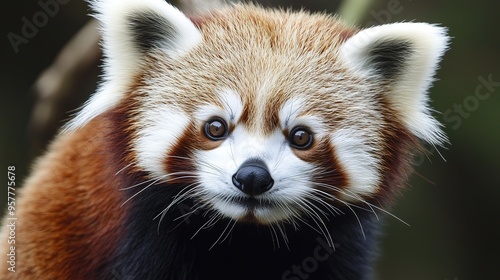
(138, 5), (379, 133)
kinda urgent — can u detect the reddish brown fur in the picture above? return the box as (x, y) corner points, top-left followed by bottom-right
(0, 114), (128, 279)
(375, 103), (420, 205)
(308, 138), (350, 198)
(164, 123), (201, 184)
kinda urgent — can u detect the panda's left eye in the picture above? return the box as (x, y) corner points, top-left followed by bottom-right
(289, 126), (313, 150)
(204, 117), (229, 141)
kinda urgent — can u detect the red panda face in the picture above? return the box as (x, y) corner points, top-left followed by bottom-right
(191, 92), (344, 224)
(68, 1), (448, 226)
(128, 49), (388, 224)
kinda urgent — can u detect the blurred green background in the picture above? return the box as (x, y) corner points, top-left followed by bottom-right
(1, 0), (499, 279)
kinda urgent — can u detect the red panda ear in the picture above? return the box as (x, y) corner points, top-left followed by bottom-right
(93, 0), (202, 70)
(66, 0), (202, 131)
(339, 23), (450, 145)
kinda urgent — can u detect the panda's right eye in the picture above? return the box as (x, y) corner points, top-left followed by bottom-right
(204, 118), (229, 141)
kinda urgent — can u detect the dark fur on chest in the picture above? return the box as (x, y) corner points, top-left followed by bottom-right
(107, 182), (381, 280)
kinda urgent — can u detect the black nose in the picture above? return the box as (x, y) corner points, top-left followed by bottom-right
(232, 158), (274, 196)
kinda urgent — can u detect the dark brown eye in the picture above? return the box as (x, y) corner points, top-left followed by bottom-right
(289, 126), (313, 149)
(204, 118), (228, 140)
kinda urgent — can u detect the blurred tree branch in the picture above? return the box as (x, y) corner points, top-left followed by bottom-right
(29, 19), (101, 157)
(338, 0), (376, 25)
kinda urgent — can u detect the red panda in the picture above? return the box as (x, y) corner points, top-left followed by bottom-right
(1, 0), (449, 279)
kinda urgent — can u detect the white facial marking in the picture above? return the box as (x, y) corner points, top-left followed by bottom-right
(134, 107), (190, 178)
(195, 90), (243, 123)
(280, 98), (327, 135)
(330, 128), (380, 196)
(279, 98), (304, 128)
(219, 89), (244, 122)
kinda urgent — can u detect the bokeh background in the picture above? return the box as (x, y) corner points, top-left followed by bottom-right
(1, 0), (499, 279)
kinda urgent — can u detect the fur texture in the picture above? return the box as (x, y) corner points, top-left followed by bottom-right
(1, 0), (448, 279)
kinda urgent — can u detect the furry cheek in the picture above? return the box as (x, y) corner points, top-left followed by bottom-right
(329, 128), (382, 199)
(133, 107), (191, 178)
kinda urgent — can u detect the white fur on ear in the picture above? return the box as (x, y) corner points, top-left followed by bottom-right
(66, 0), (202, 131)
(339, 23), (449, 145)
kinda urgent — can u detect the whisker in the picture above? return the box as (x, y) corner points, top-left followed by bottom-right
(119, 175), (167, 191)
(312, 182), (409, 227)
(295, 199), (334, 248)
(209, 219), (237, 250)
(191, 211), (222, 240)
(154, 183), (200, 221)
(115, 162), (134, 175)
(163, 155), (225, 175)
(167, 201), (208, 233)
(173, 203), (205, 223)
(309, 187), (370, 214)
(303, 191), (343, 216)
(268, 224), (280, 249)
(312, 182), (377, 217)
(119, 171), (200, 191)
(120, 176), (166, 207)
(276, 222), (290, 251)
(412, 170), (436, 186)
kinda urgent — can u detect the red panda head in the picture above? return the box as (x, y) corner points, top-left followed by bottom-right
(69, 0), (448, 225)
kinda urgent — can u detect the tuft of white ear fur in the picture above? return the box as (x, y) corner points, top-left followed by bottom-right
(65, 0), (202, 131)
(339, 23), (449, 145)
